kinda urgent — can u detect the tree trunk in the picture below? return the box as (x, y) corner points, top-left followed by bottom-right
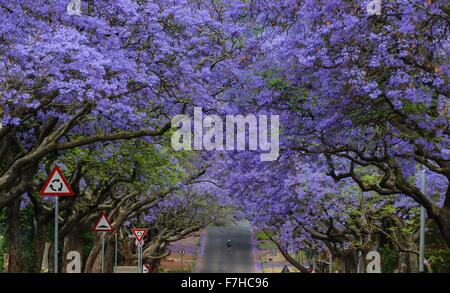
(7, 196), (21, 272)
(434, 206), (450, 248)
(340, 250), (357, 273)
(397, 251), (418, 273)
(84, 236), (102, 273)
(408, 252), (418, 273)
(359, 246), (374, 273)
(144, 239), (164, 273)
(30, 218), (49, 273)
(397, 252), (409, 273)
(122, 238), (135, 266)
(103, 235), (115, 273)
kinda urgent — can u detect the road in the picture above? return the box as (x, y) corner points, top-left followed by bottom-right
(196, 222), (257, 273)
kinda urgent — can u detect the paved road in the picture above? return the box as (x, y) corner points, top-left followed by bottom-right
(196, 222), (257, 273)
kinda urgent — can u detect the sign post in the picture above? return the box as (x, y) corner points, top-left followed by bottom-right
(131, 228), (148, 273)
(134, 240), (144, 273)
(114, 232), (118, 273)
(271, 249), (275, 273)
(54, 196), (59, 273)
(137, 246), (140, 273)
(101, 232), (106, 273)
(419, 169), (426, 272)
(93, 211), (113, 273)
(138, 244), (142, 273)
(179, 249), (185, 270)
(39, 165), (75, 273)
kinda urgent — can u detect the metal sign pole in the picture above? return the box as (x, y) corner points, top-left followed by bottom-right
(139, 245), (143, 273)
(136, 244), (140, 273)
(114, 232), (118, 273)
(419, 169), (426, 272)
(54, 197), (59, 273)
(272, 250), (275, 273)
(101, 232), (105, 273)
(141, 245), (143, 273)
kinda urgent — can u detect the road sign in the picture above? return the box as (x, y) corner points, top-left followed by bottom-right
(281, 265), (290, 273)
(93, 212), (112, 273)
(39, 165), (75, 274)
(131, 228), (148, 242)
(39, 165), (75, 196)
(131, 229), (147, 274)
(93, 212), (113, 232)
(143, 264), (151, 273)
(179, 249), (185, 255)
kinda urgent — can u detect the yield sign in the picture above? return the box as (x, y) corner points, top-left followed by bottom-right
(131, 228), (148, 243)
(39, 165), (75, 196)
(93, 211), (113, 232)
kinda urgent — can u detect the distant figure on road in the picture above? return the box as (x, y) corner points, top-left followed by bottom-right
(227, 239), (232, 254)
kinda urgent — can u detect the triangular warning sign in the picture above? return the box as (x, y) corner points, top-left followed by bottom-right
(281, 265), (290, 273)
(93, 211), (113, 232)
(131, 228), (148, 242)
(39, 165), (75, 196)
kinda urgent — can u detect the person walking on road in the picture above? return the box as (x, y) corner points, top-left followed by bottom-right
(227, 239), (232, 254)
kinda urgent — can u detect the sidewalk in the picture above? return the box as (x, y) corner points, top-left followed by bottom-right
(159, 230), (204, 273)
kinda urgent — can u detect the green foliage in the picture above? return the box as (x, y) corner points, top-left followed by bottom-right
(0, 207), (38, 272)
(256, 231), (271, 241)
(19, 207), (36, 273)
(260, 68), (310, 111)
(427, 246), (450, 273)
(268, 77), (288, 91)
(0, 234), (5, 270)
(257, 241), (277, 250)
(0, 238), (5, 271)
(401, 99), (433, 116)
(361, 174), (380, 185)
(82, 231), (94, 272)
(379, 245), (399, 273)
(0, 210), (6, 271)
(61, 139), (186, 194)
